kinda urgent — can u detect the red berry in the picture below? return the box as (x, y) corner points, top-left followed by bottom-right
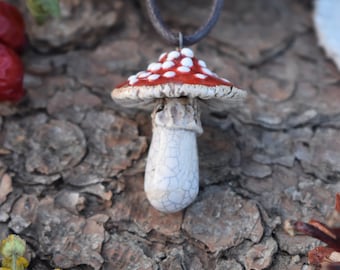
(0, 1), (25, 51)
(0, 42), (24, 101)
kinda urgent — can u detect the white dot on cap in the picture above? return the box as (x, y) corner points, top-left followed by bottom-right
(159, 52), (167, 61)
(147, 62), (162, 72)
(148, 74), (160, 81)
(163, 71), (176, 78)
(198, 59), (207, 68)
(177, 66), (191, 73)
(128, 76), (139, 85)
(128, 75), (137, 81)
(180, 57), (193, 67)
(201, 67), (214, 76)
(167, 51), (180, 60)
(138, 71), (151, 78)
(162, 61), (175, 69)
(194, 73), (207, 80)
(181, 48), (194, 58)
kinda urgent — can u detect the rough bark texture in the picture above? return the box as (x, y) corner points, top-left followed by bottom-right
(0, 0), (339, 269)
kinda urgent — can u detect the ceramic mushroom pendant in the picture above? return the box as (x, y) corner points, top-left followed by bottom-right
(111, 48), (247, 213)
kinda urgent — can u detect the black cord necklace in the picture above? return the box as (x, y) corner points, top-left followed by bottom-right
(145, 0), (224, 47)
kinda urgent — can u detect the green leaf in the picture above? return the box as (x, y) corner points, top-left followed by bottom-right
(0, 235), (26, 258)
(26, 0), (60, 24)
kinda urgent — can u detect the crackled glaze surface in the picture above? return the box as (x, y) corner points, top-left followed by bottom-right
(145, 127), (199, 213)
(144, 98), (201, 213)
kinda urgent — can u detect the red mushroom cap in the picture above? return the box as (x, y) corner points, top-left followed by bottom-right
(111, 48), (247, 109)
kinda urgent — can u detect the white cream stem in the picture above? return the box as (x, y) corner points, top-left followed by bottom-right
(144, 98), (202, 213)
